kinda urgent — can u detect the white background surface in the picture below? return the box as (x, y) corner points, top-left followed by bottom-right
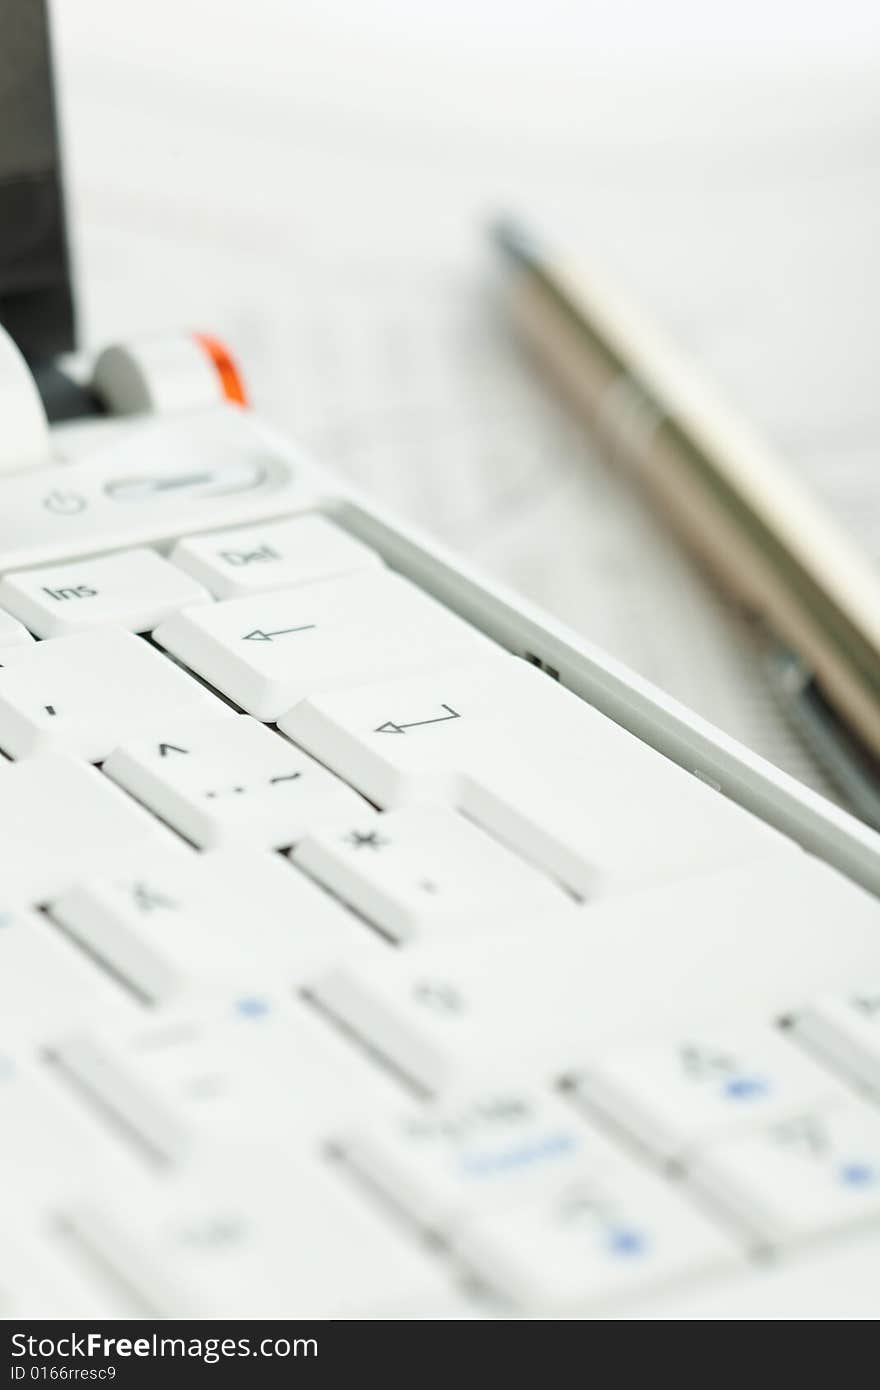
(51, 1), (880, 796)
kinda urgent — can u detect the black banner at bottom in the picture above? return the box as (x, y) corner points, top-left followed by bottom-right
(1, 1318), (577, 1385)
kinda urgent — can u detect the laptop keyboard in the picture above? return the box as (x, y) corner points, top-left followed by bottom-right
(2, 508), (880, 1318)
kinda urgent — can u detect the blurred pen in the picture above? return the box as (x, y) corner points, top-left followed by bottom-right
(491, 215), (880, 825)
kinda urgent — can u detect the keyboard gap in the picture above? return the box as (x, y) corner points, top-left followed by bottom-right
(777, 1011), (880, 1105)
(51, 1217), (161, 1319)
(299, 985), (429, 1101)
(456, 806), (587, 906)
(322, 1142), (508, 1309)
(276, 727), (384, 812)
(554, 1073), (774, 1256)
(138, 631), (247, 713)
(41, 1047), (171, 1171)
(92, 762), (204, 851)
(324, 1141), (445, 1249)
(284, 854), (402, 946)
(37, 902), (157, 1008)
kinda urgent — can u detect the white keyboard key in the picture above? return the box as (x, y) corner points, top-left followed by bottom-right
(461, 722), (790, 899)
(64, 1156), (449, 1317)
(574, 1025), (838, 1162)
(171, 513), (382, 598)
(0, 754), (190, 901)
(0, 628), (231, 761)
(153, 569), (494, 720)
(279, 662), (501, 804)
(306, 957), (465, 1099)
(52, 876), (240, 1011)
(52, 848), (377, 1005)
(693, 1100), (880, 1245)
(293, 804), (574, 944)
(0, 1233), (55, 1318)
(462, 775), (606, 901)
(788, 990), (880, 1098)
(341, 1088), (617, 1233)
(282, 657), (787, 898)
(0, 1222), (125, 1318)
(455, 1165), (735, 1311)
(104, 714), (366, 849)
(0, 903), (135, 1043)
(305, 858), (880, 1097)
(0, 608), (33, 648)
(0, 548), (211, 639)
(281, 662), (600, 898)
(0, 1046), (139, 1202)
(640, 1232), (880, 1320)
(54, 999), (400, 1166)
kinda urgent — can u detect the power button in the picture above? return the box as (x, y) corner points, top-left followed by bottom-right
(104, 459), (266, 504)
(42, 489), (88, 516)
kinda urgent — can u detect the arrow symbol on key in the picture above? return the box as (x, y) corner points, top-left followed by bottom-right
(242, 625), (316, 642)
(375, 704), (460, 734)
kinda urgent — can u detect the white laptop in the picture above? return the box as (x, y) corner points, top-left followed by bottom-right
(1, 1), (879, 1322)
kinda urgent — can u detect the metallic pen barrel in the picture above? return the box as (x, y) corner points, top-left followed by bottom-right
(492, 215), (880, 768)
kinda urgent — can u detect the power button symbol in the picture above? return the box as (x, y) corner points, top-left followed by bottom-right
(43, 489), (87, 516)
